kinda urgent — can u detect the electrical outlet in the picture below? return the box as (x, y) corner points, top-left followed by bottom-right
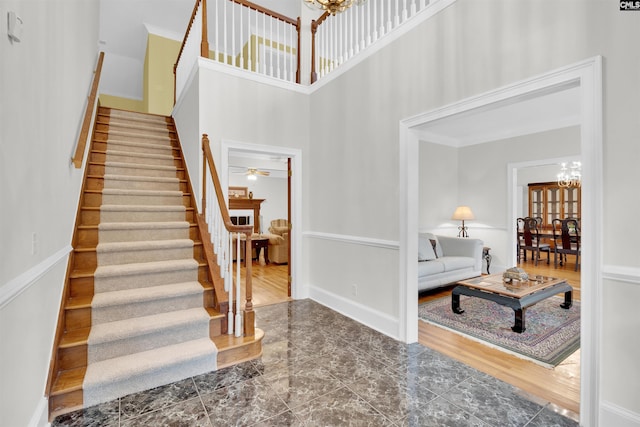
(351, 284), (358, 296)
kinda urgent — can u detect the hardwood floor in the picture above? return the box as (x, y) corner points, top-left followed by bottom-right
(238, 261), (291, 308)
(243, 255), (581, 417)
(418, 256), (581, 417)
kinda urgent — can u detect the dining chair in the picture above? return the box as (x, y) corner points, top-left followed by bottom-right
(552, 218), (581, 271)
(521, 217), (550, 266)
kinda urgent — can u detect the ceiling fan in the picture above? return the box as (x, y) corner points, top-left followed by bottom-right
(233, 167), (270, 180)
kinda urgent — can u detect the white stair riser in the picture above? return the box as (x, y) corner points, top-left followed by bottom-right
(88, 320), (209, 363)
(102, 192), (183, 206)
(99, 226), (189, 243)
(94, 267), (199, 293)
(92, 293), (203, 325)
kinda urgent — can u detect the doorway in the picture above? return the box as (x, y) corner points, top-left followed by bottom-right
(400, 57), (602, 426)
(220, 140), (303, 303)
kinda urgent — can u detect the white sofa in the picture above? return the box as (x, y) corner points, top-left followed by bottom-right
(418, 233), (483, 292)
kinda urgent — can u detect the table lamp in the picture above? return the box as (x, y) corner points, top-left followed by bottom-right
(452, 206), (475, 238)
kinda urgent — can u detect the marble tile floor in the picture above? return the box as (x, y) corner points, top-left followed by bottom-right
(53, 299), (580, 427)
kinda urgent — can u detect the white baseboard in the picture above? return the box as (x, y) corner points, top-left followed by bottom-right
(309, 285), (400, 340)
(601, 401), (640, 427)
(29, 396), (50, 427)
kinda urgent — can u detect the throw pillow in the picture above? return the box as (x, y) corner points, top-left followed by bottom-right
(429, 239), (439, 259)
(418, 236), (437, 261)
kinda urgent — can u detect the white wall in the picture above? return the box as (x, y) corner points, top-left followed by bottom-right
(307, 0), (640, 421)
(0, 1), (100, 425)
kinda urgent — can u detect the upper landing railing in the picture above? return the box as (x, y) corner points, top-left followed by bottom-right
(174, 0), (301, 102)
(311, 0), (437, 83)
(174, 0), (443, 97)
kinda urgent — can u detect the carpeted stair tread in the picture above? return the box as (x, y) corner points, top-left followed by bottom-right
(93, 259), (199, 292)
(96, 239), (194, 266)
(100, 204), (187, 223)
(104, 139), (175, 154)
(105, 149), (175, 162)
(83, 338), (217, 407)
(99, 221), (190, 231)
(98, 221), (191, 243)
(94, 258), (198, 279)
(106, 130), (173, 145)
(107, 109), (168, 123)
(103, 174), (180, 184)
(103, 121), (173, 135)
(104, 161), (180, 179)
(92, 281), (203, 308)
(87, 307), (210, 346)
(97, 238), (194, 253)
(103, 174), (180, 192)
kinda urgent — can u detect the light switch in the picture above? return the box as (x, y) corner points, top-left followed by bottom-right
(8, 11), (23, 43)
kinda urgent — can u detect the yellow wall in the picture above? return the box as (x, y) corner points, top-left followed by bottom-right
(99, 94), (145, 112)
(145, 33), (181, 116)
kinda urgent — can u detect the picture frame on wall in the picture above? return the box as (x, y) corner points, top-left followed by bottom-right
(229, 186), (249, 198)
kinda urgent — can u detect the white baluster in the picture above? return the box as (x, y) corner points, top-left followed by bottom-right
(421, 0), (427, 10)
(367, 1), (372, 45)
(235, 232), (242, 337)
(372, 0), (378, 42)
(239, 4), (243, 69)
(227, 233), (235, 334)
(247, 8), (252, 72)
(269, 16), (273, 76)
(410, 0), (417, 17)
(223, 0), (228, 64)
(402, 0), (408, 22)
(389, 0), (394, 32)
(359, 2), (365, 51)
(289, 21), (294, 82)
(349, 8), (354, 59)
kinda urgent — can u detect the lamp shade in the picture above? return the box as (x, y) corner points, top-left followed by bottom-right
(451, 206), (475, 221)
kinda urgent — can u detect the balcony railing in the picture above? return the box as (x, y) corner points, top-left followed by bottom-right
(175, 0), (301, 102)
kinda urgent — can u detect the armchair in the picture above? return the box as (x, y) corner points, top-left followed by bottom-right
(267, 219), (289, 264)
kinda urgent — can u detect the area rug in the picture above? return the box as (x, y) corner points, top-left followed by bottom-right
(418, 295), (580, 368)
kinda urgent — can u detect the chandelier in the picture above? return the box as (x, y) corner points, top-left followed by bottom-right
(304, 0), (367, 15)
(557, 161), (582, 188)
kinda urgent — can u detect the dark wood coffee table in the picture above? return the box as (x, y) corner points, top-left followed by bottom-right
(452, 274), (573, 333)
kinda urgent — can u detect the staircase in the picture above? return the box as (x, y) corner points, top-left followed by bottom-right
(48, 107), (263, 419)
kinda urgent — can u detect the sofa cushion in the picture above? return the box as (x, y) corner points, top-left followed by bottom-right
(418, 236), (437, 261)
(418, 260), (445, 276)
(439, 256), (476, 272)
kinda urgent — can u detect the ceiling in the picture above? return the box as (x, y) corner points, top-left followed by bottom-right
(414, 85), (581, 147)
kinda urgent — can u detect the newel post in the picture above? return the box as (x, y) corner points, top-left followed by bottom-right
(201, 134), (209, 216)
(243, 231), (255, 337)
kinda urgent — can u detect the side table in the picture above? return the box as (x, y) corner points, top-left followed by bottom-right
(483, 246), (492, 274)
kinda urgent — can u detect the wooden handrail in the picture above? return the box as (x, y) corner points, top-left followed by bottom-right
(175, 0), (203, 77)
(72, 51), (104, 168)
(230, 0), (297, 25)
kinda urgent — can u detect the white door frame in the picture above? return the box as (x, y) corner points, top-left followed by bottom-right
(220, 140), (304, 300)
(399, 56), (602, 427)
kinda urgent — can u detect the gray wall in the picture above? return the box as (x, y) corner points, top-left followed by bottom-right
(0, 1), (100, 425)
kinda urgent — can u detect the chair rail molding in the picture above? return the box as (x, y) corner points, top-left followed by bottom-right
(601, 265), (640, 286)
(0, 245), (72, 309)
(303, 230), (399, 250)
